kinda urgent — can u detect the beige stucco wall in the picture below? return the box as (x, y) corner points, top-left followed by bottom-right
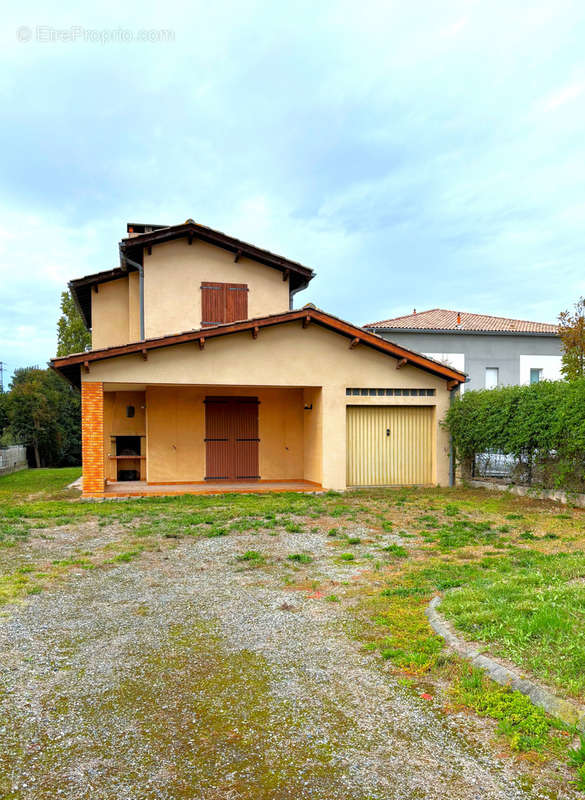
(145, 386), (304, 483)
(143, 239), (291, 339)
(90, 239), (292, 348)
(86, 321), (453, 489)
(103, 390), (146, 480)
(91, 279), (130, 350)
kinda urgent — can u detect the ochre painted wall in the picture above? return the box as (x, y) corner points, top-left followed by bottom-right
(91, 279), (129, 350)
(145, 386), (304, 483)
(85, 322), (453, 489)
(303, 387), (322, 484)
(143, 239), (291, 339)
(89, 239), (292, 348)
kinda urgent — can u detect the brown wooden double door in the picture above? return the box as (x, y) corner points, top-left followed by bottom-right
(205, 397), (260, 480)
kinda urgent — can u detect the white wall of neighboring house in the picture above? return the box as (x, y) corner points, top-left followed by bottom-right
(423, 353), (466, 391)
(519, 354), (562, 385)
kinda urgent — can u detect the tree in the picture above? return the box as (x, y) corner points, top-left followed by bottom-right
(56, 289), (90, 357)
(5, 368), (81, 468)
(558, 298), (585, 381)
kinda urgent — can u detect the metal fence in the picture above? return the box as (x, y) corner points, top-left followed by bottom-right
(473, 449), (518, 480)
(0, 445), (28, 476)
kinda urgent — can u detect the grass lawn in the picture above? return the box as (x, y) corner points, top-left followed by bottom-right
(1, 467), (585, 793)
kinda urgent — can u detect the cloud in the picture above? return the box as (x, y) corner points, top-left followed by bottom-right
(541, 81), (585, 112)
(1, 0), (585, 374)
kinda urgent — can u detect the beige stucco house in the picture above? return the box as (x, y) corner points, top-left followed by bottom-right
(51, 220), (465, 497)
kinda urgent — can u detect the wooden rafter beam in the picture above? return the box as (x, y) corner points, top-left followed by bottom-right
(141, 349), (148, 361)
(198, 337), (205, 351)
(146, 245), (152, 256)
(349, 337), (360, 349)
(302, 314), (311, 328)
(447, 379), (460, 391)
(282, 268), (290, 282)
(234, 249), (242, 263)
(83, 361), (90, 374)
(251, 326), (259, 339)
(396, 358), (408, 369)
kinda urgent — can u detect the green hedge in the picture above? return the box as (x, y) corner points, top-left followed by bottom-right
(444, 380), (585, 490)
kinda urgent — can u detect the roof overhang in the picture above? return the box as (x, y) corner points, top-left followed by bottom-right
(51, 307), (467, 389)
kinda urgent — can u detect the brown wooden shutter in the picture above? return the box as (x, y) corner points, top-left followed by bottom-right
(201, 282), (248, 327)
(201, 282), (226, 327)
(226, 283), (248, 322)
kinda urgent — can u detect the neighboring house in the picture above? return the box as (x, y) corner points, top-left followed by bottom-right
(51, 220), (464, 497)
(364, 309), (561, 392)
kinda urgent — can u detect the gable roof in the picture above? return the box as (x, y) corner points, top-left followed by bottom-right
(365, 308), (558, 335)
(51, 306), (466, 388)
(69, 219), (315, 329)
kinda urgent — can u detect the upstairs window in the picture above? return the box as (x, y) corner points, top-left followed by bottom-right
(201, 282), (248, 327)
(485, 367), (499, 389)
(530, 368), (543, 384)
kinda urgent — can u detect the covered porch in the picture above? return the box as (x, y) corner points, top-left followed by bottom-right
(86, 382), (323, 497)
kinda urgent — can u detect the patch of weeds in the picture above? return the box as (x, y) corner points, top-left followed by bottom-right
(506, 513), (524, 520)
(330, 505), (352, 518)
(423, 519), (498, 550)
(206, 526), (228, 538)
(236, 550), (265, 565)
(327, 528), (338, 537)
(325, 594), (339, 602)
(544, 532), (559, 540)
(382, 544), (408, 558)
(284, 522), (302, 533)
(381, 520), (394, 532)
(287, 553), (313, 564)
(569, 733), (585, 768)
(340, 553), (355, 561)
(454, 666), (565, 753)
(346, 536), (361, 545)
(418, 514), (440, 528)
(443, 504), (460, 516)
(520, 530), (536, 539)
(112, 548), (142, 563)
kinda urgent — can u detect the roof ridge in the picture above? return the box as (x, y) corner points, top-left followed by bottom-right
(365, 307), (557, 329)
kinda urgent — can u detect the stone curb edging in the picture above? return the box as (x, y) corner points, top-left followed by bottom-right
(467, 479), (585, 509)
(425, 595), (585, 731)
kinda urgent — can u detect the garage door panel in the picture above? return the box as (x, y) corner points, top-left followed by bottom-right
(347, 406), (433, 486)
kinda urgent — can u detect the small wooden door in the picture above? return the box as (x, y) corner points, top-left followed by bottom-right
(205, 397), (260, 480)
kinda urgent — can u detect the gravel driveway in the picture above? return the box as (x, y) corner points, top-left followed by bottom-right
(0, 526), (570, 800)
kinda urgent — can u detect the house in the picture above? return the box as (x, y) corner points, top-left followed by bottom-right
(51, 221), (465, 497)
(364, 309), (561, 392)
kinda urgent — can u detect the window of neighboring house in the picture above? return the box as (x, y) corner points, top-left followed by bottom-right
(485, 367), (499, 389)
(530, 368), (543, 384)
(201, 282), (248, 327)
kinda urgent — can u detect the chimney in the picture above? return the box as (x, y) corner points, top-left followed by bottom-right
(413, 308), (417, 315)
(456, 312), (461, 328)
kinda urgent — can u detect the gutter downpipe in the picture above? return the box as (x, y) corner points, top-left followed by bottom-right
(119, 245), (145, 341)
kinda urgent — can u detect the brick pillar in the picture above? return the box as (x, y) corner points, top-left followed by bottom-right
(81, 382), (105, 496)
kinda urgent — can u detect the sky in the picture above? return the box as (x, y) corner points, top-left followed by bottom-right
(1, 0), (585, 381)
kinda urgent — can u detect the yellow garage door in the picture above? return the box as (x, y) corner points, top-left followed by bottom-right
(347, 406), (433, 486)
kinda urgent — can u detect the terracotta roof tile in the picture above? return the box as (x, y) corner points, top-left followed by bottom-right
(365, 308), (558, 334)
